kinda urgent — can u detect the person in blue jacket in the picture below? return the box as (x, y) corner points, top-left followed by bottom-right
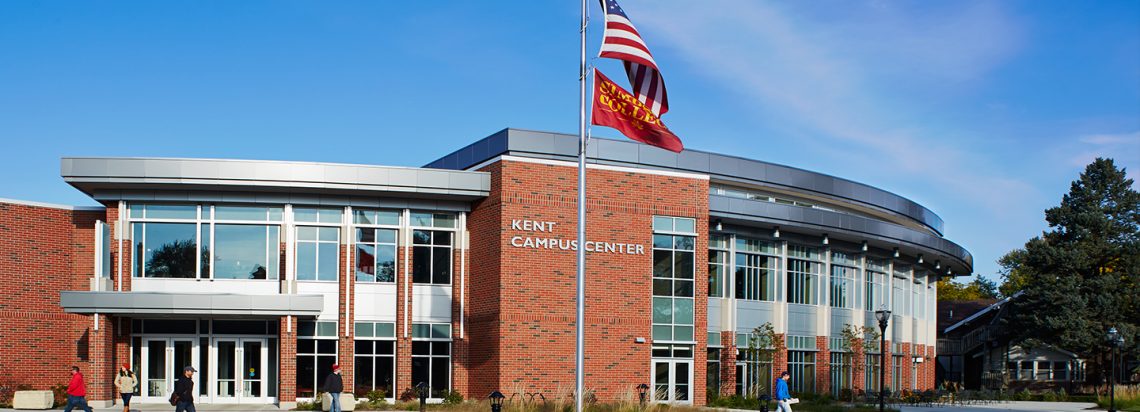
(773, 370), (793, 412)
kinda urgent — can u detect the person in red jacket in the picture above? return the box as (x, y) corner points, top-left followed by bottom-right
(64, 366), (94, 412)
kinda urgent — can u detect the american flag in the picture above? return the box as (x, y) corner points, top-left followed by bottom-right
(598, 0), (669, 116)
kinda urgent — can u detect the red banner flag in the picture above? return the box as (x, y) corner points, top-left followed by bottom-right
(591, 69), (683, 153)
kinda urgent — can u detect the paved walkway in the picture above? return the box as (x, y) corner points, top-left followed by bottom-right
(897, 401), (1100, 412)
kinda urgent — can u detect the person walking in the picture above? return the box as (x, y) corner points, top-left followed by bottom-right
(774, 370), (794, 412)
(64, 366), (94, 412)
(322, 364), (344, 412)
(114, 364), (138, 412)
(174, 366), (196, 412)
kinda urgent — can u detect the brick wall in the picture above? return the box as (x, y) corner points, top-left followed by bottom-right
(815, 336), (829, 395)
(0, 201), (104, 394)
(719, 331), (736, 396)
(467, 159), (708, 404)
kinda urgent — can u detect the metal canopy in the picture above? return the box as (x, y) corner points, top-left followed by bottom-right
(60, 291), (324, 316)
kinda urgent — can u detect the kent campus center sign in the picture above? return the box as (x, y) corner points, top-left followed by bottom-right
(508, 219), (646, 255)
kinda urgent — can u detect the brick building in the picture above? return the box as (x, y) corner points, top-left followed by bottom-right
(0, 128), (971, 407)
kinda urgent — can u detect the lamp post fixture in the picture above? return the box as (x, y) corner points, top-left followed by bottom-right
(875, 308), (891, 412)
(637, 383), (649, 406)
(489, 391), (505, 412)
(1107, 327), (1125, 412)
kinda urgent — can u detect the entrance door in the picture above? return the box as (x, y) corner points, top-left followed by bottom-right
(652, 360), (692, 402)
(141, 338), (197, 402)
(213, 338), (268, 403)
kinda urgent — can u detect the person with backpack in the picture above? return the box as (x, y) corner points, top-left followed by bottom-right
(114, 364), (138, 412)
(173, 366), (196, 412)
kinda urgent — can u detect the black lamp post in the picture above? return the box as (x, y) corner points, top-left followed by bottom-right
(1107, 327), (1125, 412)
(637, 383), (649, 405)
(875, 308), (891, 412)
(489, 391), (505, 412)
(416, 382), (428, 412)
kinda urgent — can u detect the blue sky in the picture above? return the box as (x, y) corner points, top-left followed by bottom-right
(1, 1), (1137, 282)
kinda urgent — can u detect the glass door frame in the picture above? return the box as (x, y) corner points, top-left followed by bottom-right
(140, 337), (199, 404)
(211, 337), (271, 404)
(651, 358), (694, 404)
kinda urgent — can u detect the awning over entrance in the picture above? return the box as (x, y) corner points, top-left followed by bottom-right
(60, 291), (323, 316)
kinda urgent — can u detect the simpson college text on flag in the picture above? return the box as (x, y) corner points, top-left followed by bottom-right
(591, 69), (683, 153)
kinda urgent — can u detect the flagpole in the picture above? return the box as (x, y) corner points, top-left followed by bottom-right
(575, 0), (587, 410)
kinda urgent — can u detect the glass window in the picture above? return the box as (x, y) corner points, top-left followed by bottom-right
(215, 206), (283, 222)
(652, 230), (695, 342)
(130, 204), (197, 220)
(412, 230), (452, 284)
(866, 268), (887, 311)
(707, 348), (721, 396)
(410, 212), (456, 229)
(893, 355), (904, 390)
(709, 234), (730, 298)
(788, 246), (822, 305)
(356, 228), (397, 283)
(830, 260), (856, 309)
(353, 209), (400, 226)
(1053, 362), (1069, 381)
(865, 353), (882, 391)
(297, 227), (339, 281)
(788, 351), (816, 394)
(354, 340), (395, 398)
(892, 274), (909, 316)
(735, 253), (777, 301)
(736, 348), (773, 398)
(133, 223), (199, 278)
(295, 207), (343, 224)
(410, 325), (451, 398)
(212, 224), (280, 280)
(830, 352), (851, 397)
(296, 337), (337, 398)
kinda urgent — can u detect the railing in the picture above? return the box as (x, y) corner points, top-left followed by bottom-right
(937, 338), (962, 355)
(960, 325), (994, 351)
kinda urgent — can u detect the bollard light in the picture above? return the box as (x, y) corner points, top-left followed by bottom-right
(416, 382), (428, 412)
(759, 394), (771, 412)
(489, 391), (505, 412)
(637, 383), (649, 405)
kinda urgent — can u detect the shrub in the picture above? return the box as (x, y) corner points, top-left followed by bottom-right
(294, 399), (322, 410)
(0, 382), (33, 408)
(839, 388), (854, 402)
(1012, 390), (1032, 401)
(366, 389), (389, 403)
(442, 390), (464, 405)
(50, 383), (68, 407)
(399, 387), (418, 403)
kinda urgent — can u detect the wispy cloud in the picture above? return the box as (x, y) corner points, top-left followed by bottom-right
(1070, 130), (1140, 169)
(630, 0), (1034, 214)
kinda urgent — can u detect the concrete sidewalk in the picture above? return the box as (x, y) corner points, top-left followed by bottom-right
(897, 400), (1100, 412)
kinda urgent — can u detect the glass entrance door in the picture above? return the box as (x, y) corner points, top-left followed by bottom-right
(652, 360), (693, 403)
(141, 338), (198, 402)
(213, 338), (268, 403)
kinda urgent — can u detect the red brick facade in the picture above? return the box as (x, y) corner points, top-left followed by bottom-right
(0, 202), (103, 394)
(466, 159), (709, 404)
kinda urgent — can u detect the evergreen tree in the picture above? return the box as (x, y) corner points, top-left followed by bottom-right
(1000, 158), (1139, 383)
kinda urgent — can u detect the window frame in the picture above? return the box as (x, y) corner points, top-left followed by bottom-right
(353, 210), (400, 284)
